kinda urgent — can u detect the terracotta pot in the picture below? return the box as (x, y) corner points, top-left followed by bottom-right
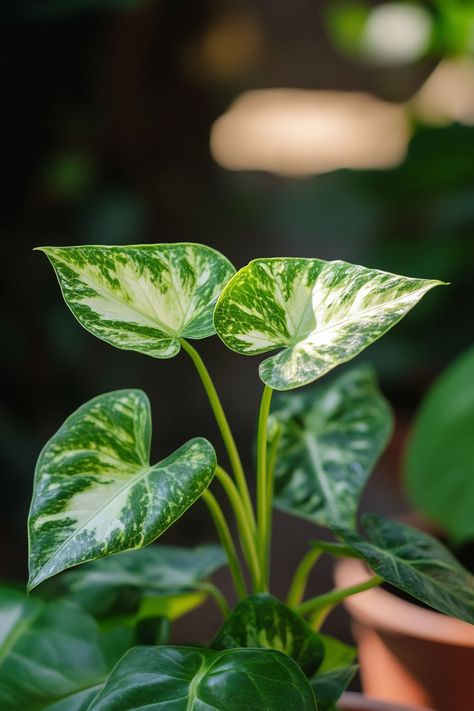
(339, 692), (434, 711)
(335, 558), (474, 711)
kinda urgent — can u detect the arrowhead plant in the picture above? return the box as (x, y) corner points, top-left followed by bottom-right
(10, 242), (472, 709)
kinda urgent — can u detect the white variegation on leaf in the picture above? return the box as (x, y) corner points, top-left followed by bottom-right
(28, 389), (216, 590)
(271, 366), (393, 529)
(214, 258), (443, 390)
(37, 243), (235, 358)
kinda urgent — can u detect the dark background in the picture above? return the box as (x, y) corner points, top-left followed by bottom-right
(1, 0), (473, 651)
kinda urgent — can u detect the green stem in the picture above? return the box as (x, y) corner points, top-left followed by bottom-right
(286, 548), (322, 608)
(287, 541), (363, 609)
(194, 581), (231, 618)
(256, 384), (273, 591)
(180, 338), (255, 534)
(297, 575), (383, 617)
(215, 465), (261, 592)
(265, 423), (281, 585)
(202, 490), (247, 600)
(309, 604), (335, 631)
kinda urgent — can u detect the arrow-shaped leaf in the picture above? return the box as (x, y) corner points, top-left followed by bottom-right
(38, 243), (235, 358)
(212, 593), (324, 676)
(88, 645), (318, 710)
(0, 587), (133, 711)
(28, 389), (216, 589)
(271, 366), (393, 528)
(339, 514), (474, 624)
(214, 257), (442, 390)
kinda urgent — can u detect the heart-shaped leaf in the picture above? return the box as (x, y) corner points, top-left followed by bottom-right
(212, 593), (324, 676)
(339, 514), (474, 624)
(38, 243), (235, 358)
(28, 389), (216, 590)
(0, 587), (133, 711)
(405, 346), (474, 544)
(271, 366), (392, 528)
(43, 544), (226, 617)
(88, 645), (318, 710)
(214, 257), (442, 390)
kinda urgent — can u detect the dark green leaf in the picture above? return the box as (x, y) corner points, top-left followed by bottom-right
(28, 390), (216, 589)
(311, 666), (357, 711)
(43, 544), (226, 617)
(0, 586), (133, 711)
(310, 635), (357, 711)
(89, 645), (318, 710)
(272, 367), (392, 528)
(405, 346), (474, 543)
(339, 514), (474, 624)
(212, 593), (324, 676)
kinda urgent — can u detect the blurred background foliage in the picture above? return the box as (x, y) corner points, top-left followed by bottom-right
(1, 0), (473, 645)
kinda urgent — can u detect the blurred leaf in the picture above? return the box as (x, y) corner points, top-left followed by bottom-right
(324, 1), (369, 55)
(0, 586), (133, 711)
(44, 543), (226, 617)
(271, 366), (392, 528)
(405, 346), (474, 543)
(311, 666), (357, 711)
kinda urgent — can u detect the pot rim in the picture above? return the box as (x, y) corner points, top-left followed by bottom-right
(334, 558), (474, 646)
(339, 691), (435, 711)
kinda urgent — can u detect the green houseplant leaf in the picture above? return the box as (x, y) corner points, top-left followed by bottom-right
(37, 243), (235, 358)
(310, 635), (357, 711)
(43, 544), (226, 617)
(339, 514), (474, 624)
(212, 593), (324, 676)
(28, 389), (216, 590)
(405, 346), (474, 544)
(0, 586), (133, 711)
(88, 645), (318, 710)
(214, 257), (442, 390)
(271, 366), (392, 528)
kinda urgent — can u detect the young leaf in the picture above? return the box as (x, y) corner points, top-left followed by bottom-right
(271, 366), (392, 528)
(214, 257), (442, 390)
(212, 593), (324, 676)
(88, 646), (318, 710)
(43, 544), (226, 617)
(28, 389), (216, 590)
(339, 515), (474, 624)
(0, 587), (133, 711)
(405, 346), (474, 544)
(37, 243), (235, 358)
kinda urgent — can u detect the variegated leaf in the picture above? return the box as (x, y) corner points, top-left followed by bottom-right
(214, 258), (442, 390)
(271, 366), (393, 528)
(37, 243), (235, 358)
(339, 515), (474, 624)
(28, 389), (216, 590)
(212, 593), (324, 676)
